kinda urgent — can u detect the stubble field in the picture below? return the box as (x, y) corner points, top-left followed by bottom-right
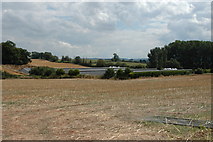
(2, 74), (212, 140)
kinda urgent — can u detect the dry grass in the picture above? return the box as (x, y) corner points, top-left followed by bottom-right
(2, 74), (212, 140)
(0, 59), (88, 75)
(28, 59), (88, 68)
(0, 65), (31, 75)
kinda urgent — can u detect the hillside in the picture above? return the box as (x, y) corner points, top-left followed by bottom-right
(1, 59), (89, 75)
(0, 64), (32, 75)
(28, 59), (89, 68)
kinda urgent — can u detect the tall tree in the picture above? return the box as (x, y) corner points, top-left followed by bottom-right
(31, 51), (59, 62)
(1, 40), (31, 65)
(74, 56), (81, 64)
(147, 40), (213, 69)
(111, 53), (120, 62)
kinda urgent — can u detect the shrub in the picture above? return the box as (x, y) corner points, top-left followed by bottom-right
(129, 70), (191, 79)
(124, 67), (132, 75)
(74, 69), (80, 76)
(1, 71), (18, 79)
(194, 68), (203, 74)
(203, 69), (211, 73)
(116, 69), (125, 79)
(115, 68), (132, 79)
(103, 68), (115, 79)
(29, 67), (43, 76)
(56, 69), (65, 76)
(68, 69), (80, 76)
(44, 69), (54, 76)
(29, 67), (55, 76)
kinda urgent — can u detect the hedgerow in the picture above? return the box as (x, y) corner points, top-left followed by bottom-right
(0, 71), (19, 79)
(129, 70), (192, 79)
(29, 67), (80, 78)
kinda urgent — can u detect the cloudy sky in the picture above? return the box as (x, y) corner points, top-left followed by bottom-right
(2, 1), (211, 58)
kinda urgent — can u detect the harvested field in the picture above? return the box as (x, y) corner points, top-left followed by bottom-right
(2, 74), (212, 140)
(28, 59), (88, 68)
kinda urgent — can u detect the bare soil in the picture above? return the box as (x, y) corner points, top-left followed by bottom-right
(2, 74), (212, 140)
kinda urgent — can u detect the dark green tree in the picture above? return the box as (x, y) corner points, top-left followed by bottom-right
(68, 69), (80, 76)
(111, 53), (120, 62)
(29, 67), (55, 76)
(124, 67), (132, 75)
(147, 40), (213, 69)
(115, 69), (126, 79)
(103, 68), (115, 79)
(165, 58), (181, 68)
(74, 56), (81, 64)
(147, 47), (166, 69)
(61, 56), (71, 63)
(31, 51), (58, 62)
(2, 40), (31, 65)
(56, 69), (65, 76)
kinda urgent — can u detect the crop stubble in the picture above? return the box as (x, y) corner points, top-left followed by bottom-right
(2, 74), (212, 140)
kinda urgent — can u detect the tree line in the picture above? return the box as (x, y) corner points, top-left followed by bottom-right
(31, 51), (58, 62)
(29, 66), (80, 78)
(147, 40), (213, 69)
(2, 40), (213, 70)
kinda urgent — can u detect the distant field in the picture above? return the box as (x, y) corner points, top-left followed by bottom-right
(2, 74), (211, 140)
(83, 59), (147, 67)
(106, 61), (147, 67)
(29, 59), (89, 68)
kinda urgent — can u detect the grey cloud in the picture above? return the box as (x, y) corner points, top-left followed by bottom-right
(2, 2), (211, 58)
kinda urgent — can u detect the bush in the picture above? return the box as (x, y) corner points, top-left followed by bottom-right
(29, 67), (42, 76)
(1, 71), (18, 79)
(203, 69), (211, 73)
(44, 69), (54, 76)
(124, 68), (132, 75)
(116, 69), (125, 79)
(129, 70), (191, 79)
(115, 68), (132, 79)
(68, 69), (80, 76)
(56, 69), (65, 76)
(194, 68), (203, 74)
(29, 67), (55, 76)
(103, 68), (115, 79)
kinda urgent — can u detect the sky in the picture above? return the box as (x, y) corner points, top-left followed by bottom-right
(2, 1), (212, 58)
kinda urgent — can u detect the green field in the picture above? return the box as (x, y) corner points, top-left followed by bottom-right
(82, 59), (147, 68)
